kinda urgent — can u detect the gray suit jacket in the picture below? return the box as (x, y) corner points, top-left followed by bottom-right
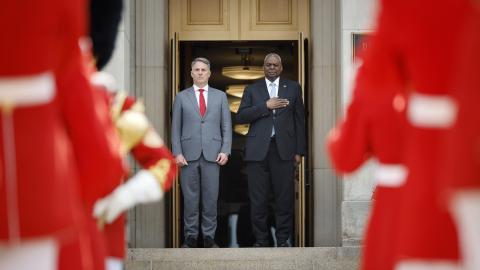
(171, 86), (232, 162)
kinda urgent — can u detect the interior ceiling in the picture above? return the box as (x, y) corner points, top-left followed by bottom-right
(181, 41), (298, 91)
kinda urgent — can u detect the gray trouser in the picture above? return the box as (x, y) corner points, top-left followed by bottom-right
(180, 155), (219, 239)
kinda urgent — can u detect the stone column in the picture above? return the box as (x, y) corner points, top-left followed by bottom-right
(310, 0), (343, 247)
(128, 0), (170, 248)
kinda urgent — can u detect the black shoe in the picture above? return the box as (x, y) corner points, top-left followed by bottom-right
(203, 236), (219, 248)
(277, 241), (291, 247)
(181, 236), (197, 248)
(252, 242), (268, 248)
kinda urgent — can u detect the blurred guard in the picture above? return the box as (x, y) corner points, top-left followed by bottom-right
(327, 24), (408, 269)
(376, 0), (473, 269)
(0, 0), (124, 270)
(76, 1), (178, 269)
(90, 69), (177, 270)
(440, 3), (480, 269)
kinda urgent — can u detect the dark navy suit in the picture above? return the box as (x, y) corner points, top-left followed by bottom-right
(237, 77), (306, 245)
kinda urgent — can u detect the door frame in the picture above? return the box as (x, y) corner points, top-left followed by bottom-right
(168, 34), (308, 247)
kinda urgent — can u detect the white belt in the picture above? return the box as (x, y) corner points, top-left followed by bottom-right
(0, 72), (55, 107)
(407, 92), (457, 128)
(375, 163), (407, 187)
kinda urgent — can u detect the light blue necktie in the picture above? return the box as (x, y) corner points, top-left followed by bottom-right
(269, 82), (277, 137)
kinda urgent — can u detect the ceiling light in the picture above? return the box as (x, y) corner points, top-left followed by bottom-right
(222, 66), (264, 80)
(228, 96), (241, 113)
(222, 48), (264, 80)
(234, 124), (250, 135)
(226, 85), (247, 98)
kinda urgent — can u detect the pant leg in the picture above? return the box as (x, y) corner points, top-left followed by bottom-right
(246, 157), (270, 245)
(199, 156), (220, 238)
(180, 159), (201, 238)
(269, 142), (295, 243)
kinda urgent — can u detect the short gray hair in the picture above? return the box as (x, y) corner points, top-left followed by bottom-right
(191, 57), (211, 69)
(264, 53), (282, 64)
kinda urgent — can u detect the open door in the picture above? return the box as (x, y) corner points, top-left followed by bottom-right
(169, 38), (309, 248)
(295, 32), (307, 247)
(170, 32), (181, 248)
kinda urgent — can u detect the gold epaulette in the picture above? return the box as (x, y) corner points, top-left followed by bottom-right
(112, 92), (149, 154)
(149, 159), (172, 189)
(111, 91), (127, 121)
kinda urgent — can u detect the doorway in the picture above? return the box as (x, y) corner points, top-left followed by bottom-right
(169, 39), (310, 248)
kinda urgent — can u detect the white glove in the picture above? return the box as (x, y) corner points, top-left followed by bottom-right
(93, 170), (164, 224)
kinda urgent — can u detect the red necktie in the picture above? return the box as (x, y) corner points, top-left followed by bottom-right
(199, 89), (206, 117)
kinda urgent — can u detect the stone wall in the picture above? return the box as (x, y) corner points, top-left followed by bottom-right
(339, 0), (378, 246)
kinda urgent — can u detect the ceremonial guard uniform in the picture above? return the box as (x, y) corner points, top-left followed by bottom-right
(441, 4), (480, 269)
(327, 24), (408, 269)
(56, 43), (126, 270)
(90, 75), (177, 262)
(0, 1), (124, 270)
(58, 41), (177, 269)
(56, 0), (177, 267)
(380, 0), (474, 268)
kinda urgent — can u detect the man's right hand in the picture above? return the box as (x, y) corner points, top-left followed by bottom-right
(175, 154), (188, 167)
(266, 97), (289, 110)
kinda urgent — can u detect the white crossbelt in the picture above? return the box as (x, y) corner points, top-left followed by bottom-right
(375, 163), (407, 187)
(407, 92), (457, 128)
(0, 72), (55, 106)
(91, 71), (117, 93)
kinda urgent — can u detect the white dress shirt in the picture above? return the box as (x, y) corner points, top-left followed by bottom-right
(193, 84), (209, 107)
(265, 77), (280, 98)
(265, 77), (279, 137)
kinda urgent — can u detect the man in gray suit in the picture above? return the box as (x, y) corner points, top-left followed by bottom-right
(171, 57), (232, 248)
(236, 53), (306, 247)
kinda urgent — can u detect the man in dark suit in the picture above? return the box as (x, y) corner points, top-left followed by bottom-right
(236, 53), (306, 247)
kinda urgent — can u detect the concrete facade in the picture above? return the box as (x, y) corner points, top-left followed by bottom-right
(107, 0), (379, 248)
(340, 0), (378, 246)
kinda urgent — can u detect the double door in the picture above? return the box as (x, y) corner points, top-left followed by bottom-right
(168, 34), (310, 247)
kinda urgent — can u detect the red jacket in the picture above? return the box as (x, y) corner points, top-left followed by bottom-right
(379, 0), (475, 262)
(0, 0), (88, 243)
(327, 27), (407, 270)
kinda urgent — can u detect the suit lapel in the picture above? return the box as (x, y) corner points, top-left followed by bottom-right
(186, 88), (201, 117)
(275, 79), (290, 115)
(277, 78), (288, 98)
(260, 79), (270, 101)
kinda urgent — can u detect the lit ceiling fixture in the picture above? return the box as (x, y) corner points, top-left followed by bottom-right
(234, 124), (250, 135)
(222, 48), (264, 80)
(222, 66), (264, 80)
(228, 95), (241, 113)
(226, 85), (246, 98)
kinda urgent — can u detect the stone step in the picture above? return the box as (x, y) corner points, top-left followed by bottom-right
(126, 247), (360, 270)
